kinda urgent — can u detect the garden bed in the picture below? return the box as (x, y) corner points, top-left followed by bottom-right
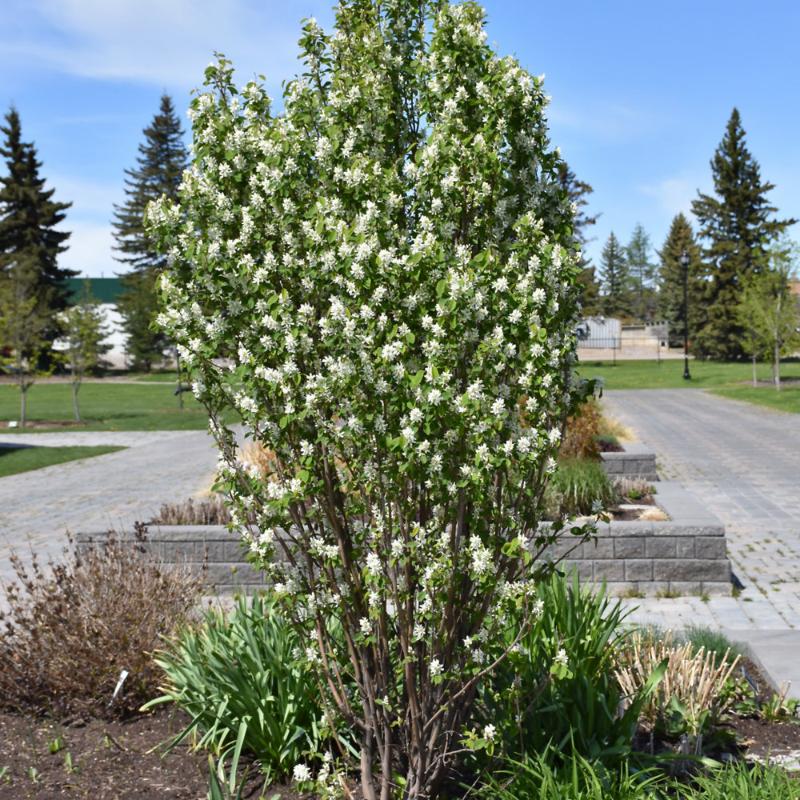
(0, 708), (304, 800)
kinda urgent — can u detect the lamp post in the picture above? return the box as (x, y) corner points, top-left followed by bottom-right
(680, 250), (691, 380)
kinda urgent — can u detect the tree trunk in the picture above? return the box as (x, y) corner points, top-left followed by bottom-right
(774, 339), (781, 391)
(19, 384), (27, 429)
(175, 348), (184, 410)
(752, 355), (757, 387)
(72, 381), (81, 422)
(360, 735), (378, 800)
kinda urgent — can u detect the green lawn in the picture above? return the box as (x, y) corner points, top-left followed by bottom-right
(0, 382), (225, 432)
(711, 386), (800, 414)
(0, 445), (125, 477)
(130, 371), (181, 383)
(579, 359), (800, 413)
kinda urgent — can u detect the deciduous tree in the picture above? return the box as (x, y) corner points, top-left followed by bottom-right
(60, 281), (111, 420)
(0, 257), (51, 427)
(737, 240), (800, 389)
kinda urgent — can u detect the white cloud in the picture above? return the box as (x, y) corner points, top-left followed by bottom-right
(638, 174), (704, 215)
(49, 174), (123, 217)
(59, 220), (116, 278)
(0, 0), (332, 90)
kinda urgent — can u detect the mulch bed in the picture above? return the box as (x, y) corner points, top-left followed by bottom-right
(732, 717), (800, 761)
(0, 709), (303, 800)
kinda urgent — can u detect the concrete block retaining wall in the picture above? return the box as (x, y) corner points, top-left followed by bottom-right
(548, 481), (731, 596)
(76, 527), (269, 594)
(77, 482), (731, 597)
(600, 441), (658, 482)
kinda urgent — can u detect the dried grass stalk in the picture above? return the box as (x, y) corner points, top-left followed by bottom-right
(615, 631), (740, 737)
(152, 495), (231, 525)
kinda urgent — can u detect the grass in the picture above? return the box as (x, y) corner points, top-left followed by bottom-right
(579, 359), (800, 414)
(680, 625), (746, 661)
(712, 385), (800, 414)
(129, 371), (181, 383)
(0, 445), (125, 477)
(0, 382), (233, 432)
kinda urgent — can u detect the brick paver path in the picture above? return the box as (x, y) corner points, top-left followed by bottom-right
(0, 430), (217, 586)
(604, 389), (800, 631)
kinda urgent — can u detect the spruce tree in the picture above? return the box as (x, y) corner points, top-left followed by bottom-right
(657, 213), (705, 348)
(626, 223), (657, 321)
(113, 94), (187, 370)
(599, 231), (631, 317)
(0, 107), (74, 345)
(558, 161), (601, 313)
(691, 108), (796, 360)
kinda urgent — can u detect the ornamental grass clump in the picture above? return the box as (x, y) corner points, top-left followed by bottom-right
(615, 632), (741, 750)
(146, 2), (592, 796)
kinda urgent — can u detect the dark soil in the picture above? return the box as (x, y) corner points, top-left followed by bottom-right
(0, 709), (303, 800)
(596, 438), (624, 453)
(732, 717), (800, 760)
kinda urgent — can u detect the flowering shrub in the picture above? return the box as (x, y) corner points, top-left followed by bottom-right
(147, 1), (591, 796)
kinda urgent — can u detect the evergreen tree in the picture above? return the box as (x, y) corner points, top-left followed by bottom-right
(112, 94), (187, 370)
(657, 213), (705, 348)
(626, 223), (657, 320)
(0, 107), (74, 348)
(558, 161), (601, 313)
(599, 231), (631, 317)
(691, 108), (796, 360)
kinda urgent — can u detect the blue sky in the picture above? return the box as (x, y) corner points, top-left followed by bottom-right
(1, 0), (799, 276)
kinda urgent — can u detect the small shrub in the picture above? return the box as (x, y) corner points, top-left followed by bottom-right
(0, 532), (202, 717)
(561, 398), (603, 460)
(148, 594), (326, 781)
(546, 458), (617, 518)
(596, 433), (623, 452)
(615, 478), (657, 503)
(152, 495), (232, 525)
